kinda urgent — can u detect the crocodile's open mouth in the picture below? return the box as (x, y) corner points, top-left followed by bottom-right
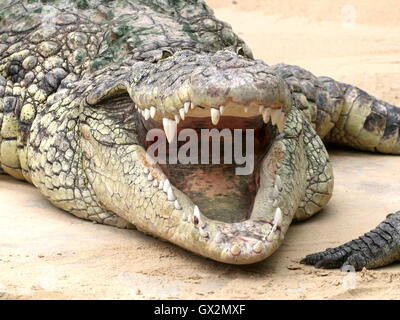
(81, 52), (297, 263)
(135, 100), (286, 223)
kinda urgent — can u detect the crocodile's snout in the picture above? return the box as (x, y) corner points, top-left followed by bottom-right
(128, 51), (293, 123)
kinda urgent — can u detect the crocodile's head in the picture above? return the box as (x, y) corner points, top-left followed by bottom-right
(34, 0), (330, 264)
(79, 49), (314, 264)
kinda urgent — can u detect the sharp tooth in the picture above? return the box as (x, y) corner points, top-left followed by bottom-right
(163, 179), (170, 193)
(275, 175), (282, 191)
(162, 118), (177, 143)
(270, 109), (281, 126)
(259, 106), (264, 114)
(158, 180), (164, 190)
(230, 244), (241, 256)
(210, 108), (220, 125)
(150, 106), (156, 119)
(167, 186), (176, 201)
(184, 101), (190, 113)
(262, 108), (271, 123)
(219, 105), (224, 115)
(143, 167), (149, 174)
(277, 112), (286, 133)
(147, 173), (153, 181)
(253, 240), (263, 254)
(174, 200), (182, 210)
(175, 114), (180, 124)
(190, 102), (195, 110)
(179, 108), (185, 120)
(273, 207), (283, 227)
(193, 205), (205, 228)
(144, 108), (150, 120)
(244, 106), (248, 113)
(267, 209), (282, 241)
(194, 205), (200, 217)
(152, 180), (158, 187)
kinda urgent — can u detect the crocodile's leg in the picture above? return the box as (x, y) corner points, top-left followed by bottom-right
(301, 212), (400, 270)
(272, 64), (400, 269)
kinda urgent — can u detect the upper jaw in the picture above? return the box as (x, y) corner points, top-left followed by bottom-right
(125, 51), (292, 142)
(84, 50), (293, 142)
(127, 50), (292, 120)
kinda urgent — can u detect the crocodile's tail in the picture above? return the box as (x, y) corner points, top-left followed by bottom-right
(325, 83), (400, 154)
(271, 63), (400, 154)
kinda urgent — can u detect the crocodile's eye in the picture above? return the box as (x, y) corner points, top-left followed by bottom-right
(236, 47), (246, 57)
(160, 50), (173, 60)
(236, 45), (254, 59)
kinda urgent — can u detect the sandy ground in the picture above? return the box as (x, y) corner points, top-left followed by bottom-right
(1, 0), (400, 300)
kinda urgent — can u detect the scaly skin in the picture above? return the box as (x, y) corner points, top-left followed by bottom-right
(0, 0), (399, 268)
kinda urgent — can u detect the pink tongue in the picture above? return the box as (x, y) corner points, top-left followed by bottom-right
(161, 163), (258, 223)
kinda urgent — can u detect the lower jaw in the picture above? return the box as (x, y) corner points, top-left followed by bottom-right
(167, 134), (290, 264)
(83, 108), (306, 264)
(86, 131), (292, 263)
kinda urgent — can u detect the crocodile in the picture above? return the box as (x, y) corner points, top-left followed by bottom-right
(1, 0), (400, 270)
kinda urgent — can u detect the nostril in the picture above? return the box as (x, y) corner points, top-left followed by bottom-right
(161, 50), (173, 60)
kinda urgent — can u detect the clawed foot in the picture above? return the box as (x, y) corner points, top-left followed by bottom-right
(300, 246), (367, 271)
(301, 212), (400, 271)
